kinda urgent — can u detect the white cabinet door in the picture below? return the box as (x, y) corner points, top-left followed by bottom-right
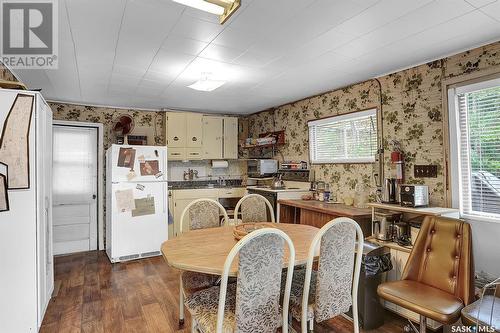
(167, 113), (186, 147)
(202, 116), (223, 159)
(223, 117), (238, 159)
(186, 113), (203, 148)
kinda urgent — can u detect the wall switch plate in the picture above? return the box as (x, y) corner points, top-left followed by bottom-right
(414, 165), (438, 178)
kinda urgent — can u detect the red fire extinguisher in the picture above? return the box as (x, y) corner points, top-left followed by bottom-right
(390, 140), (404, 182)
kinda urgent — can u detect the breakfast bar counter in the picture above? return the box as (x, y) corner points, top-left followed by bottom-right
(278, 199), (372, 236)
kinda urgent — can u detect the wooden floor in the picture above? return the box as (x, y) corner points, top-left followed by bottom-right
(41, 251), (406, 333)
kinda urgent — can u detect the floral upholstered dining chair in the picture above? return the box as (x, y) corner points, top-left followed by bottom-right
(184, 227), (296, 333)
(177, 198), (230, 327)
(234, 193), (275, 224)
(286, 217), (364, 333)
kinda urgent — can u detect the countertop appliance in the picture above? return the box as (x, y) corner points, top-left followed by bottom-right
(372, 211), (400, 241)
(106, 144), (168, 262)
(0, 90), (53, 331)
(400, 184), (429, 207)
(382, 178), (398, 203)
(247, 159), (278, 177)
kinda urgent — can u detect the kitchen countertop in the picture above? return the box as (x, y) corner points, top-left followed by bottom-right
(246, 186), (311, 193)
(169, 180), (244, 190)
(278, 199), (371, 217)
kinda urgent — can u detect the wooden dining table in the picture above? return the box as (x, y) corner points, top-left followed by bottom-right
(161, 223), (319, 277)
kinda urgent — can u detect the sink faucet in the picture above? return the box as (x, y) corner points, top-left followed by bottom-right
(183, 168), (199, 181)
(217, 176), (226, 187)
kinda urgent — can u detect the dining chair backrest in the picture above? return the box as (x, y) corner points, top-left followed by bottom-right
(179, 198), (230, 233)
(217, 228), (295, 333)
(234, 194), (275, 223)
(301, 217), (364, 333)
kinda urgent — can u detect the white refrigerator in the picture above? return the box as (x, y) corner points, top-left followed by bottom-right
(106, 144), (168, 263)
(0, 89), (53, 331)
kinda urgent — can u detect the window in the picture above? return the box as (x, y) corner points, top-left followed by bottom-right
(308, 108), (377, 164)
(449, 77), (500, 221)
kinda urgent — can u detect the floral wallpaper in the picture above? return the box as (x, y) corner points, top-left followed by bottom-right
(247, 41), (500, 206)
(0, 62), (19, 82)
(50, 102), (165, 150)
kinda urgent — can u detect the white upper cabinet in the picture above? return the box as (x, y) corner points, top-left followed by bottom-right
(167, 112), (187, 148)
(167, 112), (238, 161)
(202, 116), (223, 159)
(166, 112), (203, 160)
(185, 113), (203, 148)
(202, 116), (239, 160)
(223, 117), (238, 159)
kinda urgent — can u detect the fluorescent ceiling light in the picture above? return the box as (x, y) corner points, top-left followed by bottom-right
(188, 78), (226, 91)
(172, 0), (224, 15)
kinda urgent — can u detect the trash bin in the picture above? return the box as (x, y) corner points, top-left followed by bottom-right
(348, 241), (393, 330)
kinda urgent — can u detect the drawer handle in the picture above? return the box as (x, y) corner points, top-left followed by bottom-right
(189, 153), (200, 156)
(192, 137), (197, 141)
(173, 136), (179, 141)
(171, 153), (181, 156)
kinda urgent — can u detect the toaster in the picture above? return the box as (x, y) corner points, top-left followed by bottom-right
(400, 185), (429, 207)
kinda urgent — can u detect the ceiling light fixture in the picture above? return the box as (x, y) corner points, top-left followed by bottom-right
(188, 73), (226, 91)
(172, 0), (240, 24)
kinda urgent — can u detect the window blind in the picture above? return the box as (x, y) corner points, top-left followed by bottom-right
(456, 84), (500, 219)
(308, 108), (377, 164)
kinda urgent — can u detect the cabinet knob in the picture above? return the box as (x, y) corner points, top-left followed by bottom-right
(173, 136), (179, 141)
(192, 137), (197, 141)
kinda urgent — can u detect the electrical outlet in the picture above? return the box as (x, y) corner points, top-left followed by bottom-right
(414, 165), (438, 178)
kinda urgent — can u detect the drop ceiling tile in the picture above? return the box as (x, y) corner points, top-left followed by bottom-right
(335, 0), (434, 37)
(114, 0), (183, 71)
(229, 0), (315, 36)
(334, 0), (476, 58)
(481, 1), (500, 20)
(232, 50), (279, 68)
(66, 0), (125, 66)
(170, 15), (224, 42)
(149, 49), (196, 77)
(109, 72), (142, 88)
(143, 70), (176, 84)
(175, 57), (243, 85)
(199, 44), (246, 62)
(161, 36), (208, 56)
(466, 0), (498, 8)
(212, 27), (258, 50)
(112, 64), (145, 78)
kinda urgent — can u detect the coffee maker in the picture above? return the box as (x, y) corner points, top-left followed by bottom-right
(372, 211), (401, 241)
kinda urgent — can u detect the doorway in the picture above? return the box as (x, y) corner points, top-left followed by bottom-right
(52, 121), (103, 255)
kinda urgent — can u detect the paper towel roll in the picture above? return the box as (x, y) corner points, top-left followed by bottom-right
(212, 160), (229, 168)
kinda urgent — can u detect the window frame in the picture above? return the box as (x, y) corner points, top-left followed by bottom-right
(308, 108), (378, 165)
(448, 76), (500, 223)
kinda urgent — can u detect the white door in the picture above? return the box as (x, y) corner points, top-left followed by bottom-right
(52, 125), (98, 255)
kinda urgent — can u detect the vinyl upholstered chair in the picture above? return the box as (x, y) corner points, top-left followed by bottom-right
(184, 228), (296, 333)
(178, 198), (230, 327)
(377, 216), (475, 333)
(286, 217), (364, 333)
(234, 193), (276, 224)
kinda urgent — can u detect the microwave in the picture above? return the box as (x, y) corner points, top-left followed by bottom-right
(247, 159), (278, 177)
